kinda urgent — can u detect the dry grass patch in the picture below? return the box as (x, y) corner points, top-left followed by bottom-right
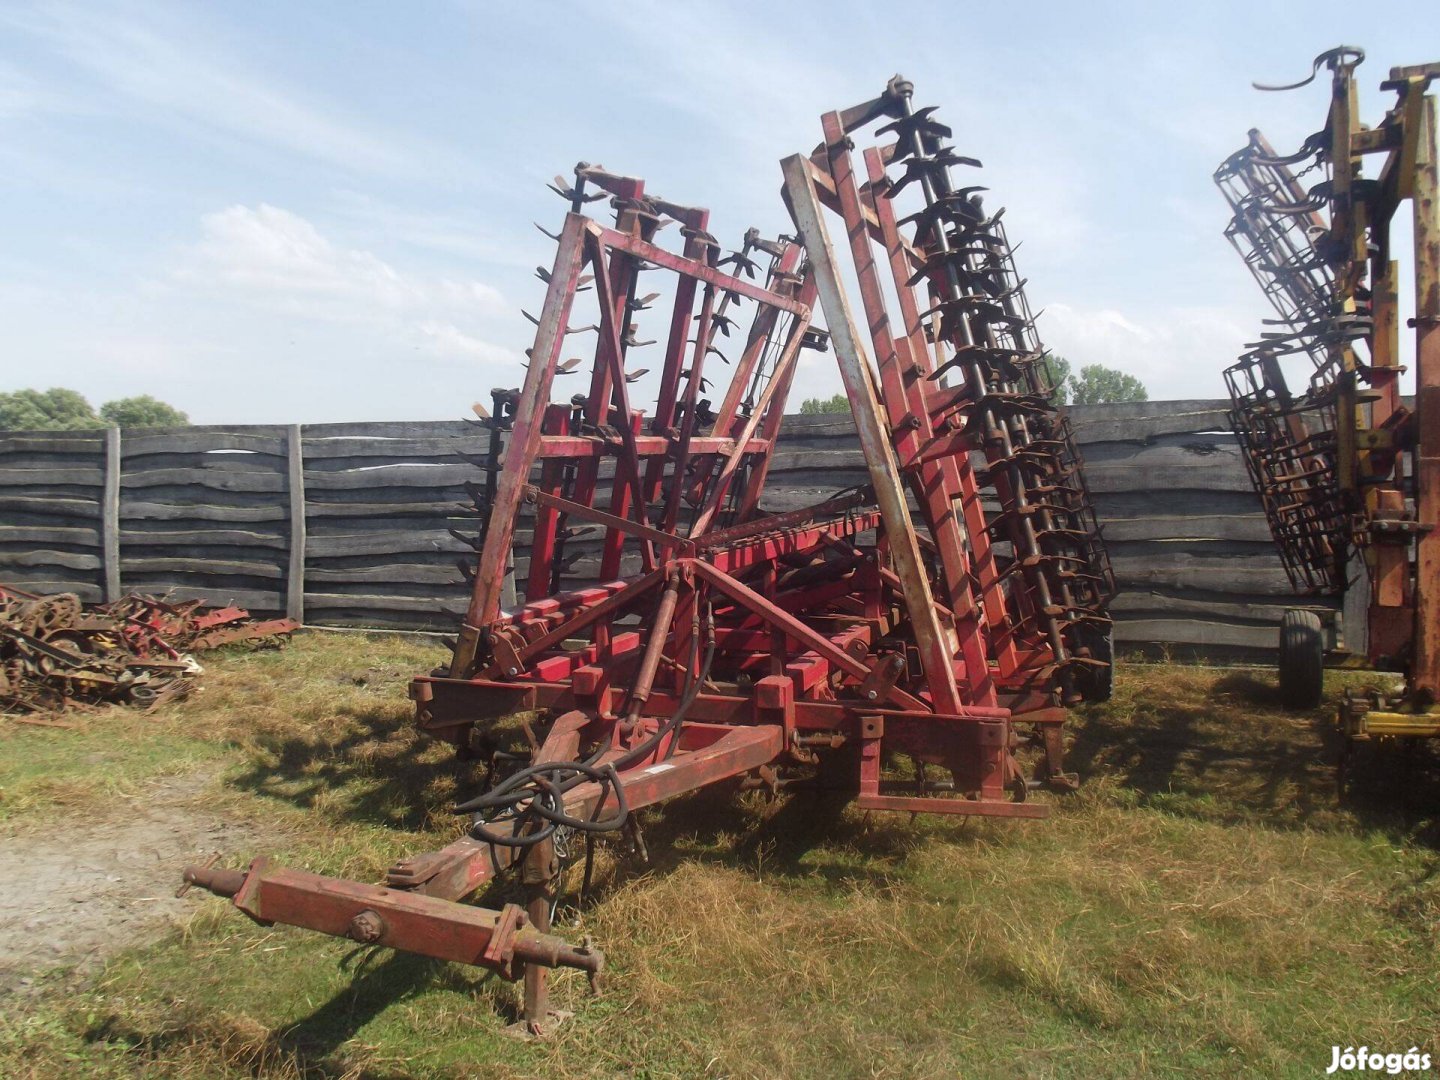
(3, 640), (1440, 1077)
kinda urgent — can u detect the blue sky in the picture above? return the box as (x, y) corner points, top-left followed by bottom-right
(0, 0), (1434, 423)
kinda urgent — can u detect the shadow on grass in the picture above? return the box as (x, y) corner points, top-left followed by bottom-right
(84, 950), (495, 1080)
(1209, 670), (1284, 709)
(225, 705), (480, 832)
(174, 660), (1440, 1052)
(1341, 737), (1440, 843)
(1068, 665), (1440, 844)
(622, 781), (916, 892)
(226, 694), (924, 894)
(271, 950), (505, 1069)
(223, 657), (1440, 863)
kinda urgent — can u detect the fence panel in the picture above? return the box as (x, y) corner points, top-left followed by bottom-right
(0, 430), (107, 601)
(300, 422), (487, 630)
(0, 401), (1312, 654)
(117, 427), (290, 612)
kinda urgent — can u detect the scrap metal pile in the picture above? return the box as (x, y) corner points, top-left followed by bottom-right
(0, 584), (297, 715)
(182, 77), (1114, 1034)
(1214, 49), (1439, 731)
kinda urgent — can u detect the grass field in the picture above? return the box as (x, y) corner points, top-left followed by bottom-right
(2, 632), (1439, 1079)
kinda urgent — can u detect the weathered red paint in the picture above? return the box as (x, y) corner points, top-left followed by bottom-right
(183, 99), (1114, 1028)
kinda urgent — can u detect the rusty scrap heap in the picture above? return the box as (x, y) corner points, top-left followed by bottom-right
(0, 584), (297, 715)
(182, 77), (1115, 1034)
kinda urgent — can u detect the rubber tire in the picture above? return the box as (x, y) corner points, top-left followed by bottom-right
(1073, 622), (1114, 704)
(1278, 608), (1324, 710)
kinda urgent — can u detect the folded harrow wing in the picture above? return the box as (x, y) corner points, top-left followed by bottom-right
(182, 81), (1113, 1033)
(1213, 48), (1440, 735)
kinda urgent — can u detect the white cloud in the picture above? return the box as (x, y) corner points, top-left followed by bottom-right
(173, 203), (519, 367)
(0, 61), (48, 118)
(416, 321), (518, 366)
(587, 1), (844, 154)
(88, 334), (195, 377)
(325, 190), (546, 272)
(2, 2), (457, 178)
(1042, 302), (1252, 400)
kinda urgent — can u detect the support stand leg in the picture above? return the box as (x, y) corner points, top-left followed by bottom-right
(513, 835), (570, 1038)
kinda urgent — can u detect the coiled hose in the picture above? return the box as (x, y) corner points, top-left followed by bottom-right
(454, 606), (716, 850)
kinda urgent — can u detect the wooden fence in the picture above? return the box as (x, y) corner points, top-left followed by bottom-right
(0, 399), (1321, 654)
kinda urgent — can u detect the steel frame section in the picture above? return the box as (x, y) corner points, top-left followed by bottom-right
(1216, 49), (1440, 747)
(787, 78), (1114, 709)
(183, 92), (1114, 1031)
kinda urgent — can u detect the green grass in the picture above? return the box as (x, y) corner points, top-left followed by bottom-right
(0, 722), (223, 822)
(3, 633), (1440, 1078)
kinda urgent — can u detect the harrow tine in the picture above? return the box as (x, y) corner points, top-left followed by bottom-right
(448, 528), (482, 552)
(876, 104), (953, 148)
(622, 324), (656, 348)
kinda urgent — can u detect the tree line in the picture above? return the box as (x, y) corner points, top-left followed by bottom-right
(0, 388), (189, 430)
(8, 359), (1145, 429)
(798, 356), (1146, 414)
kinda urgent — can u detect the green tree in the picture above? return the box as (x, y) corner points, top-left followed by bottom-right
(1069, 364), (1148, 405)
(1039, 354), (1071, 405)
(99, 395), (190, 428)
(0, 388), (105, 430)
(0, 388), (191, 431)
(799, 393), (850, 415)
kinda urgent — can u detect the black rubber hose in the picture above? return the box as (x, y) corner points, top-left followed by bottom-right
(455, 602), (714, 848)
(464, 762), (630, 848)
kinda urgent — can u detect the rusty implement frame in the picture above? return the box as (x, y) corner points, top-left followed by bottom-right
(1215, 49), (1440, 744)
(183, 84), (1113, 1033)
(787, 76), (1115, 715)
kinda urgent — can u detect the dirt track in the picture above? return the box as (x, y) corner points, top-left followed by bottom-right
(0, 770), (261, 992)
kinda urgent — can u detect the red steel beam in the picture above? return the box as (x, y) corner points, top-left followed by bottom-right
(591, 222), (812, 317)
(180, 858), (602, 979)
(780, 152), (964, 714)
(452, 214), (589, 674)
